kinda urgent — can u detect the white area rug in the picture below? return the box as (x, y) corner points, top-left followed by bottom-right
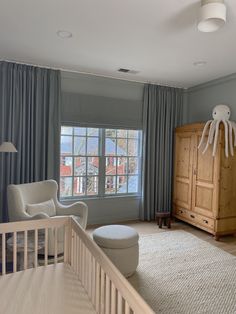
(128, 231), (236, 314)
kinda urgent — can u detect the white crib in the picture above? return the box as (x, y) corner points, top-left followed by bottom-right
(0, 217), (155, 314)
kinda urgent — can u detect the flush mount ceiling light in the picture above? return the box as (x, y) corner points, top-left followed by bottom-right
(198, 0), (226, 32)
(57, 30), (73, 38)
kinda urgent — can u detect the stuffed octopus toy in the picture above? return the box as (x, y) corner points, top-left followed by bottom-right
(198, 104), (236, 158)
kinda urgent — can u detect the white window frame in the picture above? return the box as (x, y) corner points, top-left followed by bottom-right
(60, 125), (142, 200)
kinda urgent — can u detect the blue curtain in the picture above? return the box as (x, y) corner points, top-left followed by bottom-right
(0, 61), (61, 222)
(141, 84), (183, 220)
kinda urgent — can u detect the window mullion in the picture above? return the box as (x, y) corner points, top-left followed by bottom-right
(99, 128), (106, 196)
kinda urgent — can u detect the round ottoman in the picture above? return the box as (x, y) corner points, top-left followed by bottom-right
(93, 225), (139, 277)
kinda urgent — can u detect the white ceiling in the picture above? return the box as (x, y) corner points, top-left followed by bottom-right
(0, 0), (236, 88)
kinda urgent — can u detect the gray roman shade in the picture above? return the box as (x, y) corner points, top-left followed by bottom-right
(61, 92), (142, 129)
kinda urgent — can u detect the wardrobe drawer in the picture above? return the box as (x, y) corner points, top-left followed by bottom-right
(187, 212), (215, 230)
(174, 206), (189, 219)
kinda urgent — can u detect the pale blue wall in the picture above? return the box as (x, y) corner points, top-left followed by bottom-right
(61, 71), (144, 225)
(186, 74), (236, 123)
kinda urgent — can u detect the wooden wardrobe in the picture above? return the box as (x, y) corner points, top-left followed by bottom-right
(173, 123), (236, 240)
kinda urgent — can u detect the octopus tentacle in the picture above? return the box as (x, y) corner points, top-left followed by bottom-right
(223, 120), (229, 158)
(208, 120), (217, 144)
(227, 120), (234, 156)
(198, 120), (212, 151)
(230, 121), (236, 147)
(213, 120), (220, 157)
(202, 121), (214, 154)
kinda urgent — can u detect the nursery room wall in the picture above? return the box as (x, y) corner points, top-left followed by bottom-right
(186, 74), (236, 123)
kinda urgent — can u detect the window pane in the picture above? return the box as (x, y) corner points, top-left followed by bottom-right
(88, 157), (99, 175)
(106, 157), (117, 175)
(128, 139), (138, 156)
(61, 136), (73, 155)
(87, 137), (99, 155)
(87, 128), (99, 136)
(87, 176), (98, 195)
(128, 157), (139, 174)
(105, 138), (116, 156)
(105, 176), (116, 194)
(74, 157), (86, 176)
(61, 126), (73, 135)
(117, 176), (127, 194)
(74, 137), (86, 155)
(74, 127), (86, 136)
(117, 139), (127, 156)
(60, 177), (72, 197)
(106, 129), (116, 137)
(117, 129), (127, 138)
(60, 157), (73, 176)
(74, 177), (86, 196)
(128, 176), (139, 193)
(117, 157), (127, 174)
(128, 130), (139, 138)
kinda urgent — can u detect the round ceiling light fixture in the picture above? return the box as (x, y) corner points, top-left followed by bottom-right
(197, 0), (226, 32)
(57, 30), (73, 38)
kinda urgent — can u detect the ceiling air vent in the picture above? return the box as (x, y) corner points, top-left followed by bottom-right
(118, 68), (139, 74)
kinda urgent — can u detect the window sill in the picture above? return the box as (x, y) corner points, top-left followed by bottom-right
(60, 194), (141, 204)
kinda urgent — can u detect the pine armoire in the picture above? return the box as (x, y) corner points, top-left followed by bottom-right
(173, 123), (236, 240)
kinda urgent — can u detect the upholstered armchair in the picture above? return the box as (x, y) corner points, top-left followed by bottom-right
(7, 180), (88, 255)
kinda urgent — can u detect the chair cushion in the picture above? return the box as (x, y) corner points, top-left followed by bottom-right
(93, 225), (139, 249)
(26, 199), (56, 217)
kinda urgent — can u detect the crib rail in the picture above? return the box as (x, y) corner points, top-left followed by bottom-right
(0, 217), (69, 274)
(70, 218), (154, 314)
(0, 217), (154, 314)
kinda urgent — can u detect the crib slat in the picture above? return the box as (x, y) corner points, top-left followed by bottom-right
(34, 229), (38, 268)
(24, 230), (28, 270)
(91, 256), (96, 306)
(54, 227), (58, 264)
(105, 274), (110, 314)
(125, 301), (130, 314)
(88, 251), (92, 299)
(78, 238), (82, 280)
(111, 283), (116, 314)
(71, 229), (74, 269)
(95, 262), (101, 313)
(2, 233), (6, 275)
(63, 224), (68, 263)
(75, 235), (78, 275)
(117, 292), (123, 314)
(44, 228), (48, 266)
(101, 268), (105, 314)
(84, 246), (87, 290)
(13, 232), (17, 273)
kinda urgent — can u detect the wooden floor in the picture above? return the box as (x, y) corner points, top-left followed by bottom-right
(87, 220), (236, 256)
(0, 263), (96, 314)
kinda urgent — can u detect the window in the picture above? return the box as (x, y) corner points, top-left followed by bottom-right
(60, 126), (141, 199)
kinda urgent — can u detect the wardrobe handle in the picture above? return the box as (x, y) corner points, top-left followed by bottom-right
(179, 210), (183, 214)
(190, 214), (195, 219)
(203, 219), (208, 224)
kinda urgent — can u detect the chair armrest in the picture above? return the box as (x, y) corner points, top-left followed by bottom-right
(56, 201), (88, 229)
(31, 212), (50, 220)
(17, 212), (50, 221)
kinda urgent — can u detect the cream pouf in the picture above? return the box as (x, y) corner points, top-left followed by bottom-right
(93, 225), (139, 277)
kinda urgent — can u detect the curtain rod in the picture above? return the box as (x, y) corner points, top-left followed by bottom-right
(1, 58), (186, 89)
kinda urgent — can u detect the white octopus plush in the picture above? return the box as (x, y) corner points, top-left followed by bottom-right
(198, 104), (236, 158)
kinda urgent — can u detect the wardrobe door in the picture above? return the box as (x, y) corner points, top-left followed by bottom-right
(173, 132), (194, 210)
(191, 130), (220, 218)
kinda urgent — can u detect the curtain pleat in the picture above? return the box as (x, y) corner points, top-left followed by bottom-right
(0, 61), (61, 222)
(141, 84), (183, 221)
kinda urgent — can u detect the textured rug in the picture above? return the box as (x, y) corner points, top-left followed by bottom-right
(128, 231), (236, 314)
